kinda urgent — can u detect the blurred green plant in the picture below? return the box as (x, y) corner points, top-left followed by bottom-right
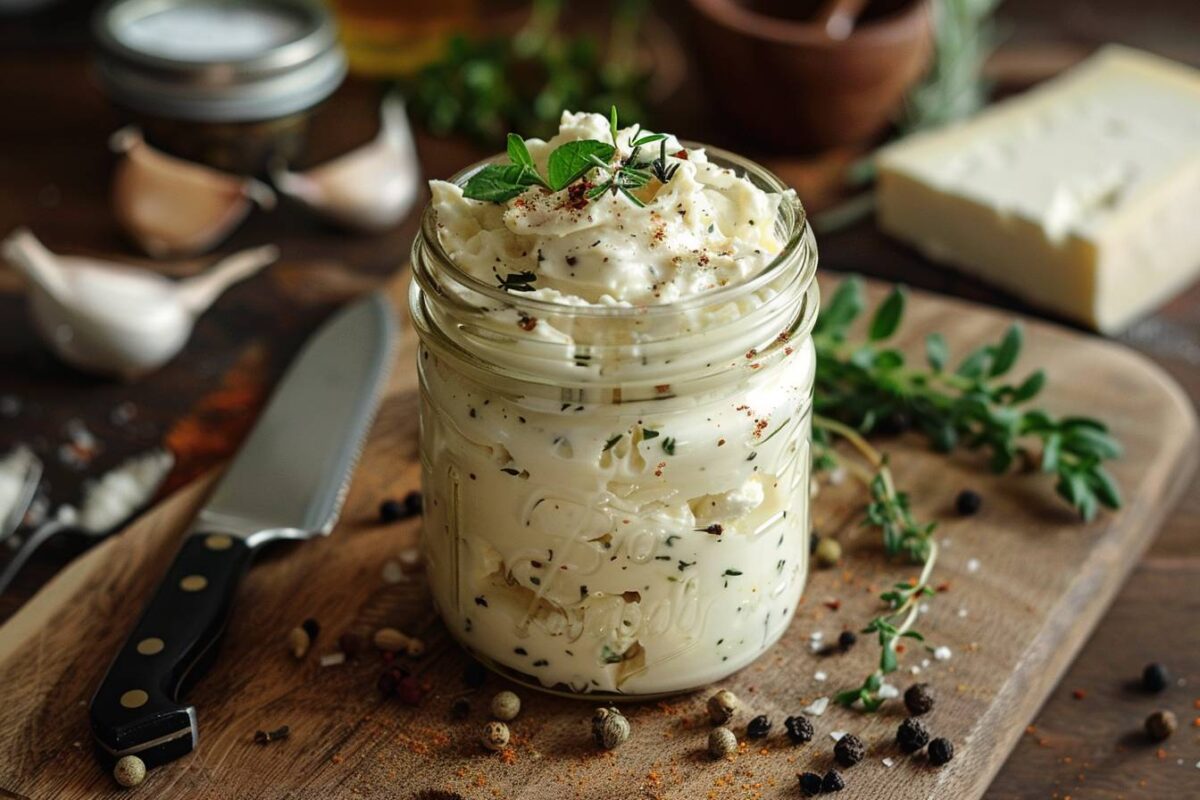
(900, 0), (1001, 134)
(405, 0), (652, 146)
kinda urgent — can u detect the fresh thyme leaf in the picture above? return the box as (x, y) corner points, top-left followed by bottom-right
(662, 436), (676, 455)
(497, 271), (538, 292)
(633, 133), (667, 146)
(642, 428), (660, 440)
(603, 433), (623, 451)
(869, 287), (905, 341)
(925, 332), (948, 372)
(548, 140), (616, 190)
(609, 105), (620, 146)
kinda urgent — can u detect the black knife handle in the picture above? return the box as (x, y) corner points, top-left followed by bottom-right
(90, 532), (253, 768)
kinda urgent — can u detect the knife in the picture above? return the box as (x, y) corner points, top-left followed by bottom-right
(89, 292), (395, 769)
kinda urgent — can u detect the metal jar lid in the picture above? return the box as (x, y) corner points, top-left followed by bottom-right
(93, 0), (347, 122)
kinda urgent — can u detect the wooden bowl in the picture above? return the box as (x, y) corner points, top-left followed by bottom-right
(684, 0), (933, 151)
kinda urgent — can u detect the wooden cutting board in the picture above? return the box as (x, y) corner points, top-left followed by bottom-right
(0, 275), (1195, 800)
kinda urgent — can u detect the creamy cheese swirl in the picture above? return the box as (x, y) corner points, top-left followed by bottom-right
(430, 111), (788, 308)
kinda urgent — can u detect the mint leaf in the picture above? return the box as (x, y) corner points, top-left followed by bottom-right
(463, 164), (534, 203)
(507, 133), (534, 169)
(547, 140), (615, 191)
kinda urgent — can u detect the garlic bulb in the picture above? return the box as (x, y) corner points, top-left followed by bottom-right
(110, 127), (276, 258)
(2, 228), (278, 379)
(271, 93), (419, 233)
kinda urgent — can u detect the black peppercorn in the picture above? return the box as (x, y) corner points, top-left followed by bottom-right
(403, 490), (424, 517)
(955, 489), (982, 516)
(797, 772), (823, 796)
(784, 715), (814, 744)
(301, 618), (320, 641)
(451, 697), (471, 719)
(838, 630), (857, 651)
(379, 499), (405, 523)
(834, 733), (865, 767)
(464, 660), (487, 688)
(904, 683), (935, 716)
(1142, 662), (1170, 693)
(928, 737), (954, 766)
(1145, 710), (1177, 742)
(746, 715), (772, 739)
(810, 532), (820, 555)
(822, 769), (845, 792)
(897, 717), (930, 753)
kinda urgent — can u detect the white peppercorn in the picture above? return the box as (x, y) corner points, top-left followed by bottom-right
(707, 689), (739, 725)
(592, 706), (630, 750)
(708, 726), (737, 759)
(490, 690), (521, 721)
(113, 755), (146, 788)
(481, 720), (510, 751)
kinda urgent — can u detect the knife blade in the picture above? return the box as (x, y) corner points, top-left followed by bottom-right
(89, 292), (395, 769)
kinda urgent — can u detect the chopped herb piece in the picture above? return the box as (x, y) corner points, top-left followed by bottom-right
(603, 433), (623, 451)
(497, 271), (537, 292)
(662, 437), (676, 455)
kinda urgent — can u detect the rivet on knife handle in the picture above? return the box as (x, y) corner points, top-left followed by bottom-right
(90, 532), (253, 767)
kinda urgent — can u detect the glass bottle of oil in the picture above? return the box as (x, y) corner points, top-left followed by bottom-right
(330, 0), (480, 78)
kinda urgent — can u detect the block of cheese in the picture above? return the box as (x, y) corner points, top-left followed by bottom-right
(876, 45), (1200, 332)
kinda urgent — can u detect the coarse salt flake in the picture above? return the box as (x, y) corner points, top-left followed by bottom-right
(814, 671), (827, 682)
(803, 697), (830, 716)
(934, 646), (953, 662)
(966, 558), (981, 574)
(829, 731), (846, 742)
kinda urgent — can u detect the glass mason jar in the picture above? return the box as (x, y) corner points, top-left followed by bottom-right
(410, 147), (819, 698)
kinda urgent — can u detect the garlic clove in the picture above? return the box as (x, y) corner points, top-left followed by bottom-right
(175, 244), (279, 313)
(2, 229), (278, 380)
(271, 92), (419, 233)
(110, 127), (276, 258)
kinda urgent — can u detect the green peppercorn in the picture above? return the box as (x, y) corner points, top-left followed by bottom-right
(815, 537), (842, 568)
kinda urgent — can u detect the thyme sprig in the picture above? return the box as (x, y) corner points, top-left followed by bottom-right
(814, 415), (938, 711)
(462, 106), (678, 207)
(814, 278), (1122, 521)
(813, 278), (1122, 711)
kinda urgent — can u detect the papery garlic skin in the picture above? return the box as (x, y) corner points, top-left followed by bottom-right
(271, 94), (419, 232)
(110, 127), (275, 258)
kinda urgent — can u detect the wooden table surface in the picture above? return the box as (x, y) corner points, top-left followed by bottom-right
(1, 1), (1198, 797)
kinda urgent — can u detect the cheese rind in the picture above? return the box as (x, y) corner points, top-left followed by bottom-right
(876, 45), (1200, 332)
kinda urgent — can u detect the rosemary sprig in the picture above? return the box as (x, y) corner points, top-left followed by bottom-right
(813, 278), (1121, 711)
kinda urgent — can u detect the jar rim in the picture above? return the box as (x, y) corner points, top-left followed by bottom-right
(416, 142), (814, 318)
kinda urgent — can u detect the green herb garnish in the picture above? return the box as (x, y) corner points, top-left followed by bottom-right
(462, 106), (679, 207)
(814, 278), (1121, 711)
(603, 433), (623, 451)
(497, 271), (538, 292)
